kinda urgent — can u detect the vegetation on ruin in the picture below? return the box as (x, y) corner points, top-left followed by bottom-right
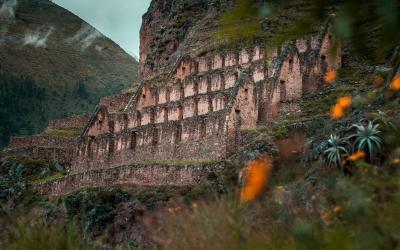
(44, 129), (82, 138)
(136, 159), (220, 167)
(218, 0), (400, 63)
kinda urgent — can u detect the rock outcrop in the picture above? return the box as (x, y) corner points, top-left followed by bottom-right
(139, 0), (233, 80)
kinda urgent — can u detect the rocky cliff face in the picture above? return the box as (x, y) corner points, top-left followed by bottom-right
(139, 0), (314, 81)
(0, 0), (139, 146)
(139, 0), (233, 80)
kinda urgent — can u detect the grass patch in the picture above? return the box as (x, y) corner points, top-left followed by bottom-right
(45, 129), (81, 137)
(300, 85), (359, 115)
(135, 159), (219, 167)
(3, 156), (49, 167)
(31, 172), (66, 184)
(243, 113), (304, 139)
(1, 147), (12, 153)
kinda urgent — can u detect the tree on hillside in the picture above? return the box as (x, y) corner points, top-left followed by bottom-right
(0, 73), (47, 147)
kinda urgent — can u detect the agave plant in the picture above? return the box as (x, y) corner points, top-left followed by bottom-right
(324, 135), (350, 169)
(350, 121), (383, 163)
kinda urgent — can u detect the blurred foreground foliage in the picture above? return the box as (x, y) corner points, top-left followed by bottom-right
(154, 162), (400, 250)
(218, 0), (400, 64)
(2, 217), (100, 250)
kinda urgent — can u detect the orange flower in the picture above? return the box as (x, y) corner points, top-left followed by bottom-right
(324, 70), (337, 84)
(330, 104), (344, 119)
(330, 95), (352, 120)
(322, 211), (331, 221)
(333, 205), (342, 214)
(348, 151), (366, 162)
(342, 151), (365, 165)
(391, 74), (400, 91)
(240, 155), (273, 203)
(337, 95), (352, 108)
(392, 158), (400, 165)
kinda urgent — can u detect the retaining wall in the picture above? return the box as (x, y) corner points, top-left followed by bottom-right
(35, 164), (223, 197)
(46, 115), (90, 131)
(9, 135), (78, 149)
(72, 111), (229, 172)
(1, 146), (75, 164)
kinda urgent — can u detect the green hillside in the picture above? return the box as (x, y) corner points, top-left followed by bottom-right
(0, 0), (138, 147)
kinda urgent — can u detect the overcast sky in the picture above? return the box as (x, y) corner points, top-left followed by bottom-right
(53, 0), (151, 57)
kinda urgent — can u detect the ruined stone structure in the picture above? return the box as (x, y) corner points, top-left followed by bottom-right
(2, 114), (90, 165)
(1, 4), (341, 196)
(73, 22), (340, 174)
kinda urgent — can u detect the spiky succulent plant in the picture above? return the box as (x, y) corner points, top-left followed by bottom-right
(351, 121), (383, 162)
(324, 135), (350, 169)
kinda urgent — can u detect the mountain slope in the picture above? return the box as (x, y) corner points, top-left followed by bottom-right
(0, 0), (139, 147)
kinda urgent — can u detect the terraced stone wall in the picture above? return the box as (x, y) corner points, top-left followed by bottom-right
(72, 111), (228, 173)
(1, 146), (75, 164)
(73, 22), (341, 175)
(46, 115), (90, 131)
(100, 92), (134, 113)
(35, 164), (223, 197)
(9, 135), (78, 149)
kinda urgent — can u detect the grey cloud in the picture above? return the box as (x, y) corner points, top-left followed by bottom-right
(0, 0), (18, 45)
(0, 0), (17, 19)
(67, 23), (103, 50)
(23, 26), (54, 48)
